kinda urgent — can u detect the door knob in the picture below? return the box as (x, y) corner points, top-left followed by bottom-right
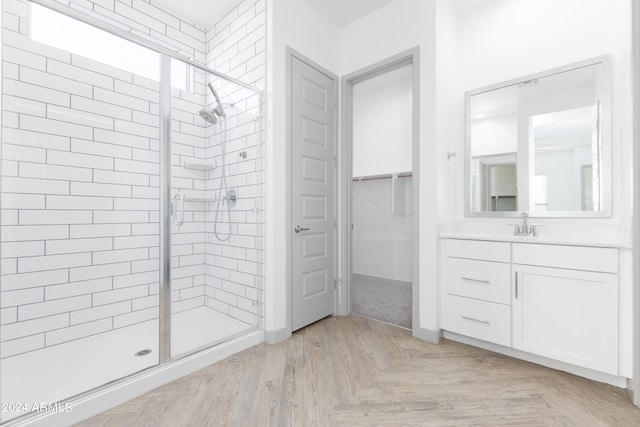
(294, 225), (310, 233)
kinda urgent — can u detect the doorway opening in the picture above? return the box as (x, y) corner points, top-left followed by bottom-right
(340, 49), (420, 330)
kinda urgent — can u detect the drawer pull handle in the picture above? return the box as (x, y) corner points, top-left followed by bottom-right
(462, 316), (491, 325)
(461, 277), (491, 284)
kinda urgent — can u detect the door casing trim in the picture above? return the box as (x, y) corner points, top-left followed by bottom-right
(338, 48), (421, 332)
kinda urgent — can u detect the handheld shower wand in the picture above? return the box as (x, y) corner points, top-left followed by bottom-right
(207, 83), (226, 119)
(199, 82), (227, 124)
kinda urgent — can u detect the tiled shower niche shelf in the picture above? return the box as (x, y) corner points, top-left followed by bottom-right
(183, 160), (214, 170)
(184, 193), (216, 202)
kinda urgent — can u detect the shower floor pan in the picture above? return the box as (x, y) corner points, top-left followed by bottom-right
(1, 307), (251, 423)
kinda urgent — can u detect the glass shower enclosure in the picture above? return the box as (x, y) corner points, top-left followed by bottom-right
(0, 0), (263, 423)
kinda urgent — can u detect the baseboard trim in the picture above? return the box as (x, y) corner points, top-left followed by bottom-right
(353, 273), (411, 288)
(627, 378), (635, 403)
(412, 326), (442, 344)
(264, 327), (291, 344)
(9, 330), (264, 427)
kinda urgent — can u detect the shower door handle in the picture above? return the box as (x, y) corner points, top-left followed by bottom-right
(172, 192), (185, 226)
(294, 225), (310, 234)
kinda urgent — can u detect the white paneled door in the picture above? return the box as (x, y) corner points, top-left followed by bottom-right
(290, 56), (336, 331)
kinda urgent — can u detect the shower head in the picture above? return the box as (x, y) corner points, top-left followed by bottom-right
(199, 83), (227, 124)
(207, 82), (226, 119)
(199, 109), (218, 124)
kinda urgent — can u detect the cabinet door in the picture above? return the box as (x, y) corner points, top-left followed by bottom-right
(512, 264), (618, 375)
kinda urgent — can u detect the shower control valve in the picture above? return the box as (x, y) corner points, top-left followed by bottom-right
(223, 189), (237, 208)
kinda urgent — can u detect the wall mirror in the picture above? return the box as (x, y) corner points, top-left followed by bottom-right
(465, 57), (611, 217)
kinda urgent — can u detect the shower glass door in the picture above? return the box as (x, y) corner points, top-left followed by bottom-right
(169, 68), (261, 358)
(0, 1), (162, 422)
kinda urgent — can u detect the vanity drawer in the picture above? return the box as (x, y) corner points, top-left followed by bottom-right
(445, 257), (511, 304)
(443, 294), (511, 347)
(512, 243), (618, 273)
(446, 239), (510, 263)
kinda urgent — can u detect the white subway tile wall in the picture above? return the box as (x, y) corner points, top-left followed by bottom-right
(202, 0), (265, 327)
(0, 0), (164, 358)
(1, 0), (264, 359)
(170, 75), (208, 313)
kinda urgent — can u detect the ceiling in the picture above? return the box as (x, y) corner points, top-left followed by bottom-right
(450, 0), (498, 14)
(151, 0), (240, 29)
(150, 0), (498, 32)
(305, 0), (395, 28)
(151, 0), (398, 30)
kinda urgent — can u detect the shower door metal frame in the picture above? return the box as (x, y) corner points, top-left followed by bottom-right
(632, 0), (640, 408)
(159, 55), (172, 363)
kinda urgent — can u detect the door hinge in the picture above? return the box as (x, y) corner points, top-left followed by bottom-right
(333, 219), (336, 229)
(334, 278), (341, 289)
(332, 157), (337, 168)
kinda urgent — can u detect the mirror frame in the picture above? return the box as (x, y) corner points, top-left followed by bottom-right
(464, 56), (612, 218)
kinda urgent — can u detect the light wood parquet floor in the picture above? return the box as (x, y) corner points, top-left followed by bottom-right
(76, 316), (640, 426)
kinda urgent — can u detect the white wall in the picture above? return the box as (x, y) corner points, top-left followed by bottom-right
(435, 0), (460, 224)
(265, 0), (339, 337)
(458, 0), (626, 90)
(265, 0), (440, 338)
(352, 179), (412, 282)
(351, 63), (413, 283)
(449, 0), (632, 242)
(534, 150), (575, 211)
(339, 0), (439, 334)
(470, 114), (517, 157)
(352, 64), (412, 177)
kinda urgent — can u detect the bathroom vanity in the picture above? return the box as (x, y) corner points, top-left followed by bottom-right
(439, 235), (631, 386)
(440, 55), (632, 387)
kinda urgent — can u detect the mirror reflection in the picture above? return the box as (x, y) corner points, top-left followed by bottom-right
(466, 58), (608, 216)
(531, 106), (598, 211)
(470, 153), (516, 212)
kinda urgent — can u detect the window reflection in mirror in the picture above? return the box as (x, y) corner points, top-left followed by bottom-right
(531, 105), (598, 212)
(466, 58), (608, 217)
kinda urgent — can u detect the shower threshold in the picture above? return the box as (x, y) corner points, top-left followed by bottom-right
(0, 307), (252, 424)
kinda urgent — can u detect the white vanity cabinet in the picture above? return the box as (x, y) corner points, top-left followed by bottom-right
(512, 244), (619, 375)
(441, 238), (621, 378)
(442, 240), (512, 347)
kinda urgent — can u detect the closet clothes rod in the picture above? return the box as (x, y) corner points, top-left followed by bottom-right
(352, 171), (413, 182)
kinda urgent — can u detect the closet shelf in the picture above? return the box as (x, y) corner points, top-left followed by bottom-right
(352, 171), (412, 182)
(183, 160), (213, 170)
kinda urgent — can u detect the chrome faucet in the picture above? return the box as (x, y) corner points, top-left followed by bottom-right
(512, 211), (538, 236)
(520, 211), (529, 234)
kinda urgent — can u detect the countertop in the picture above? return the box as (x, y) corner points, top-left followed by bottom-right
(438, 232), (631, 249)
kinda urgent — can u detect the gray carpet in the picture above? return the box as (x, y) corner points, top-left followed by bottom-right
(351, 274), (412, 329)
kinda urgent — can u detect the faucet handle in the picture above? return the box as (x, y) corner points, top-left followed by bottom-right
(528, 223), (541, 236)
(509, 224), (521, 235)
